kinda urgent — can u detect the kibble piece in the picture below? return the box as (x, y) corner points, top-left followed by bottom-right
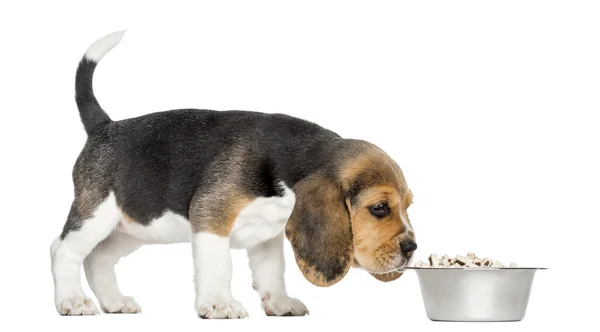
(482, 258), (493, 267)
(455, 255), (473, 266)
(441, 259), (452, 267)
(429, 254), (440, 267)
(510, 262), (518, 267)
(467, 252), (476, 258)
(464, 260), (478, 267)
(491, 260), (503, 267)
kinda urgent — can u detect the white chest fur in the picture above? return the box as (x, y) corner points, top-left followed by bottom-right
(116, 185), (296, 249)
(229, 185), (296, 249)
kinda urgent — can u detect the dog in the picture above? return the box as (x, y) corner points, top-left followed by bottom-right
(49, 30), (417, 319)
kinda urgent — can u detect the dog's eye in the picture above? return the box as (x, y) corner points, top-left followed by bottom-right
(369, 202), (390, 218)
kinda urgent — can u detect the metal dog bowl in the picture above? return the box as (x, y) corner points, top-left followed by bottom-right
(405, 267), (546, 322)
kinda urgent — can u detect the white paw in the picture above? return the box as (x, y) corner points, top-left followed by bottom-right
(100, 296), (141, 313)
(262, 293), (309, 317)
(56, 297), (99, 316)
(197, 297), (248, 319)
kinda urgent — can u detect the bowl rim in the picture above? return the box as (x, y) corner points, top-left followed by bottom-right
(403, 266), (547, 270)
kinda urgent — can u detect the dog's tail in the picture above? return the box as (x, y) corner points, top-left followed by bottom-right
(75, 30), (126, 135)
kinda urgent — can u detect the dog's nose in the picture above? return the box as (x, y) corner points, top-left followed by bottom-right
(400, 240), (418, 257)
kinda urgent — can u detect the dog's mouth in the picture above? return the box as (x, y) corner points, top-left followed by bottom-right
(367, 263), (408, 282)
(370, 267), (404, 275)
(364, 256), (411, 275)
(355, 244), (414, 277)
(369, 265), (408, 275)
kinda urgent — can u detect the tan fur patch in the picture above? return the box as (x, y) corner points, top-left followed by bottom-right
(121, 211), (138, 224)
(351, 193), (404, 273)
(189, 192), (252, 236)
(337, 141), (407, 192)
(402, 189), (413, 209)
(188, 144), (256, 236)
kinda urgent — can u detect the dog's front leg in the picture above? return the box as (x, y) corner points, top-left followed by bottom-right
(247, 232), (309, 316)
(192, 232), (248, 319)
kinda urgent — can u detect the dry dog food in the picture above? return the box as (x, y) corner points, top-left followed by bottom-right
(413, 253), (518, 268)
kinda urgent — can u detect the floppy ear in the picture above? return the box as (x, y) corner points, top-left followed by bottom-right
(285, 172), (353, 287)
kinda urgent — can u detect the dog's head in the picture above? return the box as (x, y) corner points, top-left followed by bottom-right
(285, 139), (416, 286)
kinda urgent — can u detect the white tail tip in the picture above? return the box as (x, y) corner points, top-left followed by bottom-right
(84, 30), (127, 62)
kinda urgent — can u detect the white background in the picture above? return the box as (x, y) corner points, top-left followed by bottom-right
(1, 0), (599, 331)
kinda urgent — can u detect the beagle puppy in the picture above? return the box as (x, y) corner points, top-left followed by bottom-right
(50, 31), (417, 319)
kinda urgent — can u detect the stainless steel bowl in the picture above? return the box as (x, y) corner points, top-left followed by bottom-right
(405, 267), (546, 322)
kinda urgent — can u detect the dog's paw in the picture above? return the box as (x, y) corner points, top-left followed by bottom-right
(262, 293), (309, 317)
(197, 297), (248, 319)
(100, 296), (141, 314)
(56, 297), (99, 316)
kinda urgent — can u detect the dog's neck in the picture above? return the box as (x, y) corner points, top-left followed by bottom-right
(279, 138), (383, 189)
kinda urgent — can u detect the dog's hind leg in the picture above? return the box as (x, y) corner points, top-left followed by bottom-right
(50, 192), (121, 316)
(84, 231), (144, 313)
